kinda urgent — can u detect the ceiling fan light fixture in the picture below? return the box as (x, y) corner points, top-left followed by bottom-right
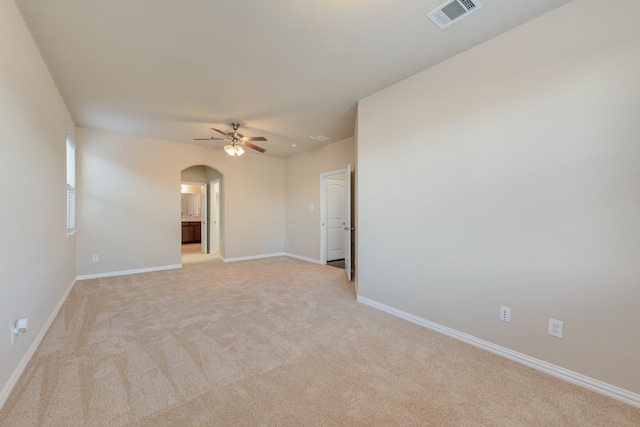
(224, 143), (244, 156)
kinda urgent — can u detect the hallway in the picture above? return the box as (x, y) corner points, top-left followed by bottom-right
(181, 243), (220, 265)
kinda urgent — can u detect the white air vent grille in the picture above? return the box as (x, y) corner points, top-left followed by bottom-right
(428, 0), (483, 29)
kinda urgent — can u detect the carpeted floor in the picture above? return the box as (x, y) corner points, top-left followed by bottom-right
(1, 257), (639, 426)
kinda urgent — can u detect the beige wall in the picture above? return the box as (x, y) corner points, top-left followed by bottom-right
(285, 137), (355, 261)
(76, 127), (285, 276)
(0, 0), (77, 405)
(357, 0), (640, 394)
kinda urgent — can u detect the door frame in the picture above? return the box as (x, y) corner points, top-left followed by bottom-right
(210, 178), (221, 254)
(200, 183), (208, 254)
(320, 167), (350, 267)
(181, 181), (207, 251)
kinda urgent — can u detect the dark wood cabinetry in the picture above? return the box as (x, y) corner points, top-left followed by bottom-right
(181, 221), (201, 244)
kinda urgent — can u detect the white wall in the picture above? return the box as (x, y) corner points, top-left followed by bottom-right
(0, 0), (77, 405)
(357, 0), (640, 395)
(285, 137), (355, 261)
(76, 127), (285, 276)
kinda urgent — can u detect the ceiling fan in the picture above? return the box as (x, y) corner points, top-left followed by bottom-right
(194, 122), (267, 158)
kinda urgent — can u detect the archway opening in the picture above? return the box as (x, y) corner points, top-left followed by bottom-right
(180, 165), (224, 264)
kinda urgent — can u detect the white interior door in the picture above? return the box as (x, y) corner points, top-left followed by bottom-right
(326, 176), (345, 261)
(344, 164), (352, 282)
(200, 184), (208, 254)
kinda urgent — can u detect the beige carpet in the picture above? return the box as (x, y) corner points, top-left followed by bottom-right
(1, 257), (639, 426)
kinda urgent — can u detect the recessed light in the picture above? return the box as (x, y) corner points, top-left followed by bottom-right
(309, 135), (331, 142)
(291, 144), (298, 148)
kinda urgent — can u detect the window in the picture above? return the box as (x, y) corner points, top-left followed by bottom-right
(66, 137), (76, 233)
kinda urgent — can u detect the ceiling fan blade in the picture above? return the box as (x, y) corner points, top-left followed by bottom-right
(193, 137), (224, 140)
(211, 128), (229, 137)
(242, 136), (268, 142)
(241, 141), (266, 153)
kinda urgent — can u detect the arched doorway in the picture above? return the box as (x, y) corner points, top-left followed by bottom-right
(180, 165), (224, 263)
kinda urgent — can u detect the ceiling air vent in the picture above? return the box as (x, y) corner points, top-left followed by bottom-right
(427, 0), (483, 29)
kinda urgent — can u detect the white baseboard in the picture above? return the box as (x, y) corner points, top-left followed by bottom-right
(284, 253), (322, 264)
(76, 264), (182, 280)
(357, 296), (640, 409)
(223, 253), (286, 263)
(0, 278), (77, 410)
(214, 252), (321, 264)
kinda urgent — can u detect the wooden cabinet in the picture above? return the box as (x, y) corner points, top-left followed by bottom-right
(181, 221), (201, 244)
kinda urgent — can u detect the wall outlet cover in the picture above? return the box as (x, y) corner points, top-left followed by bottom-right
(499, 306), (511, 322)
(548, 318), (563, 338)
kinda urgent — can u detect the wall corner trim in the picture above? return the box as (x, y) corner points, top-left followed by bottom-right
(0, 278), (77, 410)
(357, 296), (640, 409)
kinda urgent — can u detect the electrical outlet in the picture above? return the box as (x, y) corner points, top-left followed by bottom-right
(92, 255), (99, 262)
(548, 318), (563, 338)
(499, 306), (511, 322)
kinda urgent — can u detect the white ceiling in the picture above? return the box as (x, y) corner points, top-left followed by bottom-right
(15, 0), (571, 157)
